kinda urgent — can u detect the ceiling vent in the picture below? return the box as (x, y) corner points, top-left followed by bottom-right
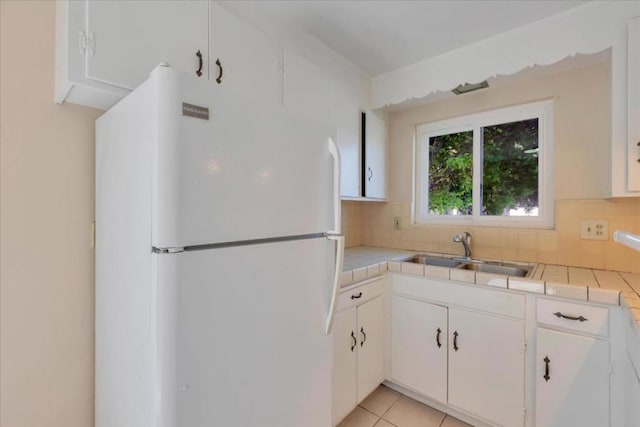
(452, 81), (489, 95)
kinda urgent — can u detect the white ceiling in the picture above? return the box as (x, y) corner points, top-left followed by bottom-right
(247, 0), (589, 76)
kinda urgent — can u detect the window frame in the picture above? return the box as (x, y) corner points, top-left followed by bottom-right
(414, 99), (554, 228)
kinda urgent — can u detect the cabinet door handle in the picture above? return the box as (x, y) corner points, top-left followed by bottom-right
(215, 58), (223, 84)
(350, 331), (356, 352)
(195, 50), (203, 77)
(360, 327), (366, 347)
(453, 330), (459, 351)
(553, 311), (588, 322)
(350, 292), (362, 300)
(436, 327), (442, 348)
(543, 356), (551, 382)
(367, 167), (373, 181)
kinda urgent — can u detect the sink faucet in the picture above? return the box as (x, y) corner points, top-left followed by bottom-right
(453, 232), (472, 259)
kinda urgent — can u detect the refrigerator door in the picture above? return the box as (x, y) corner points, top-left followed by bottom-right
(151, 67), (335, 249)
(154, 238), (334, 427)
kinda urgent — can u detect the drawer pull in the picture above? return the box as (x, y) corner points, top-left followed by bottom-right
(436, 327), (442, 348)
(350, 331), (356, 352)
(553, 311), (588, 322)
(543, 356), (551, 382)
(453, 330), (459, 351)
(360, 327), (367, 347)
(350, 292), (363, 300)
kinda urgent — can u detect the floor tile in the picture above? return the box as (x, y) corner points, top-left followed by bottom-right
(374, 419), (397, 427)
(441, 415), (473, 427)
(382, 395), (446, 427)
(337, 406), (380, 427)
(359, 385), (401, 417)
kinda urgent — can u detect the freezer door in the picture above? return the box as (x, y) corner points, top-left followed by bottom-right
(151, 67), (335, 248)
(155, 238), (334, 427)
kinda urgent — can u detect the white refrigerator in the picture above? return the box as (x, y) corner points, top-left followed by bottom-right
(95, 65), (344, 427)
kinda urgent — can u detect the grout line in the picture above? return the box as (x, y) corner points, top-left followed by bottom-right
(618, 271), (640, 296)
(375, 417), (399, 427)
(380, 391), (403, 420)
(358, 405), (381, 419)
(593, 271), (602, 288)
(439, 415), (447, 426)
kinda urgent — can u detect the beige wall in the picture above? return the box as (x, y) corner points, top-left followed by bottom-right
(389, 60), (611, 202)
(1, 2), (103, 427)
(344, 61), (640, 273)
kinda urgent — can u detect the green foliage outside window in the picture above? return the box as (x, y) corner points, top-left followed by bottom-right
(428, 118), (539, 216)
(428, 131), (473, 215)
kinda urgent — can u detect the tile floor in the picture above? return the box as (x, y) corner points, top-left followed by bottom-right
(338, 385), (472, 427)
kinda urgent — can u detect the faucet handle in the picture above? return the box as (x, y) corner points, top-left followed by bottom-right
(453, 234), (462, 243)
(464, 231), (471, 243)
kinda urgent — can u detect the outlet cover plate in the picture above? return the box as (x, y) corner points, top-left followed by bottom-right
(580, 220), (608, 240)
(393, 216), (401, 230)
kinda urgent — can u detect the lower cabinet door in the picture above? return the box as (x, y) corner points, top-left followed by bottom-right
(391, 295), (447, 402)
(356, 296), (385, 402)
(448, 308), (525, 427)
(536, 328), (610, 427)
(332, 308), (357, 425)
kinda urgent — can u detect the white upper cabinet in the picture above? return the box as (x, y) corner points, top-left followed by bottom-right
(209, 3), (282, 108)
(363, 110), (387, 199)
(56, 0), (208, 110)
(329, 79), (362, 198)
(283, 50), (331, 125)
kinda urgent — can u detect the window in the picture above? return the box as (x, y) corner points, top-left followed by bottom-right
(415, 100), (553, 227)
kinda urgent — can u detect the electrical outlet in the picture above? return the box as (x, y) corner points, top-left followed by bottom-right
(580, 220), (608, 240)
(393, 216), (401, 230)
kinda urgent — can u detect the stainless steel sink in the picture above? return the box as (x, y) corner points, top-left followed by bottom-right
(406, 255), (463, 268)
(457, 262), (531, 277)
(404, 254), (533, 278)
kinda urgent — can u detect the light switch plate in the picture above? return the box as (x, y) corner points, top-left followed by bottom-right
(580, 220), (608, 240)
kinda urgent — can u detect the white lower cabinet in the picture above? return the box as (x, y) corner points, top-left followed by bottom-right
(333, 281), (384, 425)
(536, 328), (610, 427)
(333, 308), (358, 425)
(391, 296), (447, 402)
(448, 308), (525, 427)
(625, 353), (640, 427)
(391, 294), (525, 426)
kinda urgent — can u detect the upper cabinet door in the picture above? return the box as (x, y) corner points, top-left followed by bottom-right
(56, 0), (209, 109)
(364, 110), (387, 199)
(330, 78), (361, 198)
(209, 3), (282, 107)
(86, 0), (208, 90)
(283, 50), (331, 125)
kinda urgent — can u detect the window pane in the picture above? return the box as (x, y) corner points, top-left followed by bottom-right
(481, 118), (539, 216)
(428, 130), (473, 215)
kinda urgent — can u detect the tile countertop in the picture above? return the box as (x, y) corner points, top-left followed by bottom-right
(343, 246), (640, 328)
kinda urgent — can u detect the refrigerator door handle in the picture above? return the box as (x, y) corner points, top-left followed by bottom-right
(328, 137), (341, 235)
(324, 234), (345, 335)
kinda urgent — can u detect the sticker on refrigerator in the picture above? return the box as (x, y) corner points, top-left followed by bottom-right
(182, 102), (209, 120)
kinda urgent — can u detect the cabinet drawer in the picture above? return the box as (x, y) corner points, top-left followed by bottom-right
(537, 298), (609, 337)
(337, 277), (383, 312)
